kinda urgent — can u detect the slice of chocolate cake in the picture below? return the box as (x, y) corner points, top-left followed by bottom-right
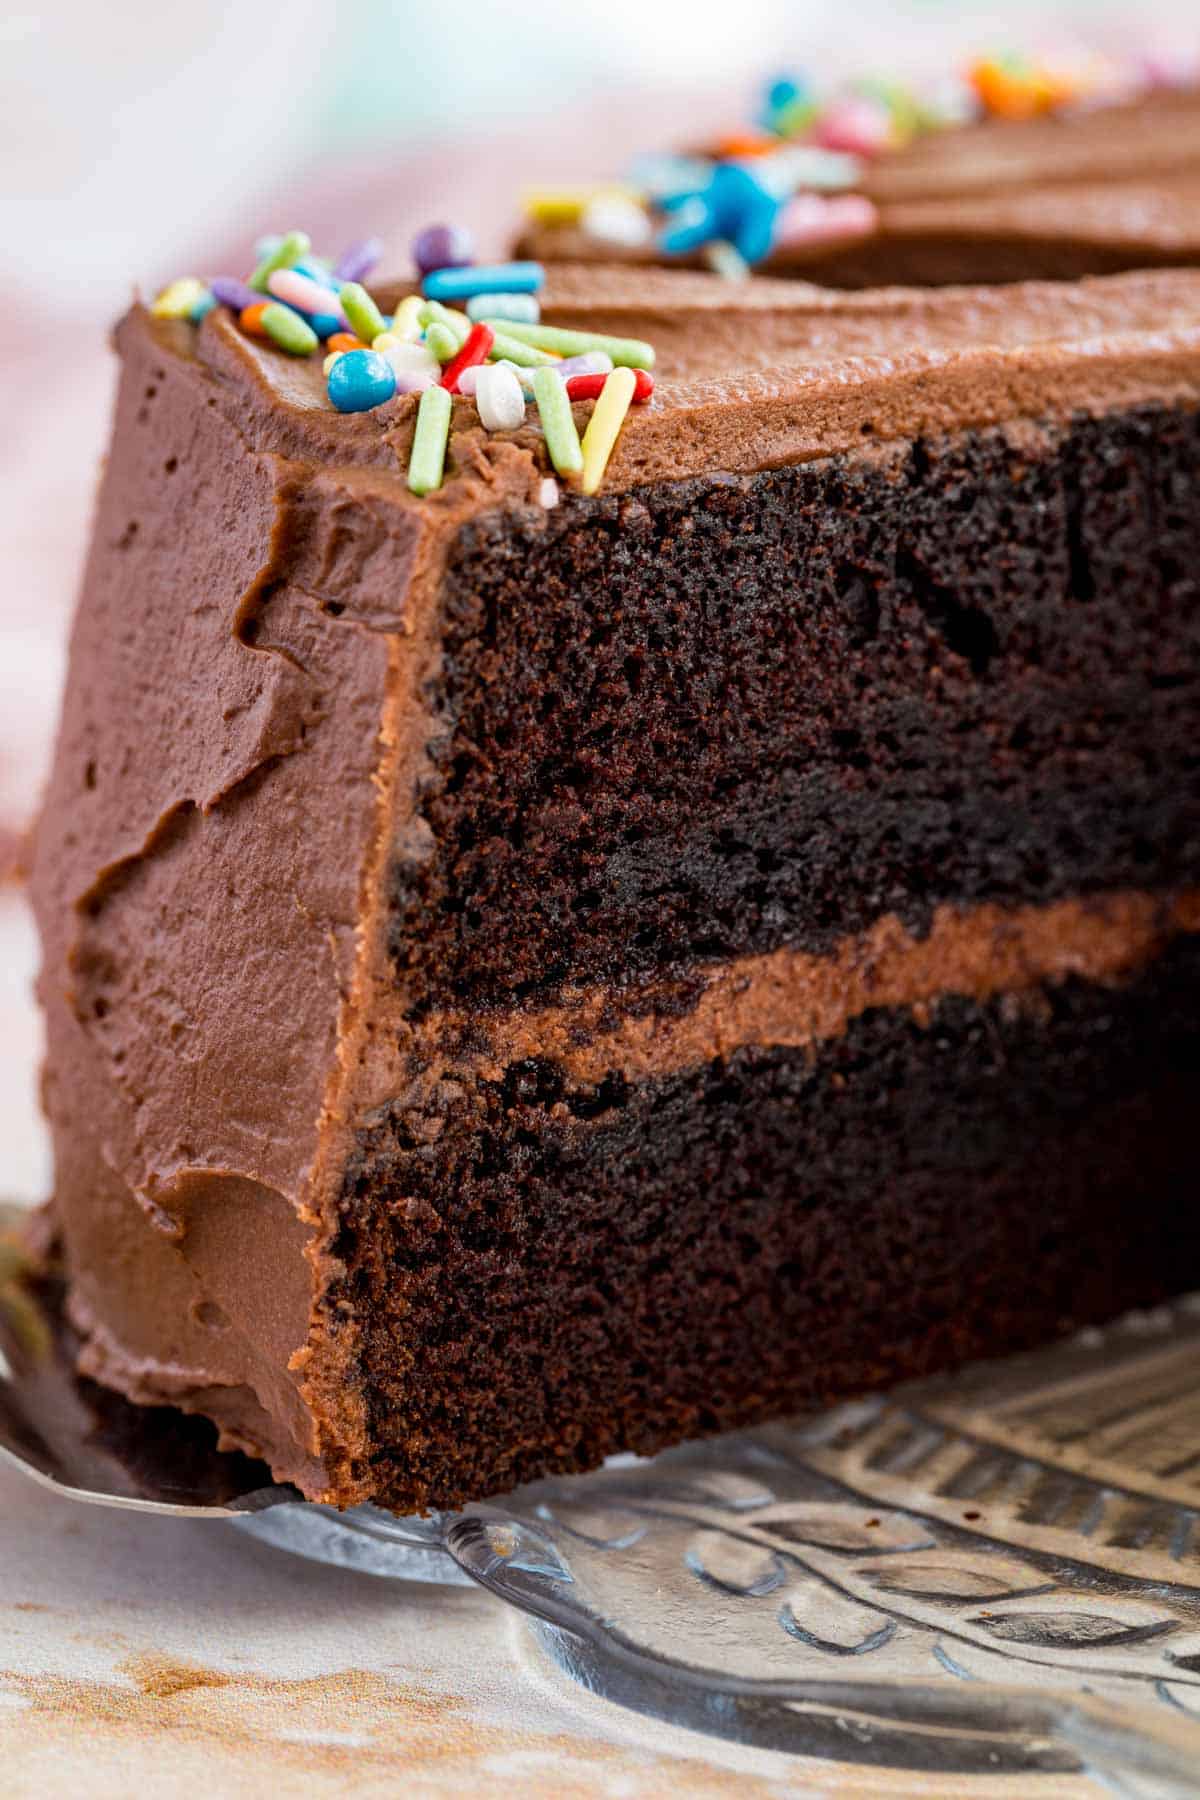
(31, 261), (1200, 1512)
(521, 86), (1200, 286)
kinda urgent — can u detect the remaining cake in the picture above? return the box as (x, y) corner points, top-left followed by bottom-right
(520, 87), (1200, 286)
(31, 261), (1200, 1512)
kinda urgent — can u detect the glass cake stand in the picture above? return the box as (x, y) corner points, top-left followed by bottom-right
(4, 1225), (1200, 1791)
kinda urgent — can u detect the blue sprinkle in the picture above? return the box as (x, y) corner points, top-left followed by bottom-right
(422, 261), (544, 301)
(309, 312), (343, 340)
(189, 291), (217, 323)
(659, 196), (717, 256)
(658, 161), (784, 265)
(294, 258), (341, 291)
(327, 349), (397, 414)
(711, 162), (781, 264)
(767, 75), (802, 111)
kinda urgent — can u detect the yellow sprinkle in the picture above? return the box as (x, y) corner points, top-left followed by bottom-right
(579, 367), (636, 496)
(523, 184), (643, 226)
(392, 295), (425, 341)
(373, 331), (399, 350)
(150, 276), (208, 319)
(323, 351), (344, 377)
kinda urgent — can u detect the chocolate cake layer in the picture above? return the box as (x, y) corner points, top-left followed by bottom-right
(340, 937), (1200, 1512)
(520, 90), (1200, 286)
(29, 265), (1200, 1507)
(394, 404), (1200, 1007)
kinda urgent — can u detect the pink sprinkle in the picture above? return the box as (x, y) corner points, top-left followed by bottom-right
(268, 268), (349, 325)
(1140, 49), (1200, 90)
(774, 193), (878, 249)
(812, 96), (893, 157)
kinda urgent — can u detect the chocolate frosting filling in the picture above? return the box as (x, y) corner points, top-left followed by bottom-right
(408, 891), (1200, 1091)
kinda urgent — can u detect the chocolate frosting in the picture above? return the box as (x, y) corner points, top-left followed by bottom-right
(191, 262), (1200, 483)
(29, 261), (1200, 1498)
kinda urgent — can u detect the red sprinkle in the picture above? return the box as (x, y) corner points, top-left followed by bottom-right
(566, 369), (655, 403)
(440, 322), (495, 393)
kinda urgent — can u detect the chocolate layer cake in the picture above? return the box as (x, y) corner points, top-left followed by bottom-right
(521, 88), (1200, 285)
(31, 264), (1200, 1511)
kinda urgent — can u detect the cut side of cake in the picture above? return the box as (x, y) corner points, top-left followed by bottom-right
(31, 265), (1200, 1511)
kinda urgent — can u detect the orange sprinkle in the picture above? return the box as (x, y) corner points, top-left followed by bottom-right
(327, 331), (366, 353)
(714, 132), (780, 158)
(969, 58), (1061, 120)
(239, 301), (271, 336)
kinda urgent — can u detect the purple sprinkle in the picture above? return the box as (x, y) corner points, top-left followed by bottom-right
(332, 236), (384, 284)
(412, 223), (474, 278)
(210, 275), (259, 313)
(551, 351), (615, 380)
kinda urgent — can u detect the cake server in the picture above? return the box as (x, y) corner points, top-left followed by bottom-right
(0, 1256), (293, 1517)
(6, 1208), (1200, 1786)
(0, 1213), (467, 1582)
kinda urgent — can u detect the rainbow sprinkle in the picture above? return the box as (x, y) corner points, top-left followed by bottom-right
(520, 45), (1197, 270)
(148, 222), (657, 497)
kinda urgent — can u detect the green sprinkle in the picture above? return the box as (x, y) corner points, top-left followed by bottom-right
(340, 281), (388, 344)
(248, 230), (310, 294)
(408, 385), (453, 495)
(418, 300), (470, 344)
(532, 365), (582, 478)
(418, 300), (553, 365)
(260, 302), (319, 356)
(487, 329), (558, 368)
(424, 321), (460, 364)
(482, 319), (655, 370)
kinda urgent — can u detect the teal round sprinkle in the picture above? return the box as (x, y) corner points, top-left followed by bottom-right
(328, 350), (397, 413)
(424, 321), (459, 364)
(339, 281), (388, 344)
(261, 302), (319, 355)
(532, 365), (582, 477)
(248, 230), (310, 294)
(408, 385), (453, 495)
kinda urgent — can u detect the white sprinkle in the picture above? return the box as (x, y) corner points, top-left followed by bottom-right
(757, 145), (864, 197)
(581, 193), (653, 248)
(538, 477), (560, 509)
(475, 362), (527, 432)
(378, 339), (439, 380)
(458, 357), (520, 399)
